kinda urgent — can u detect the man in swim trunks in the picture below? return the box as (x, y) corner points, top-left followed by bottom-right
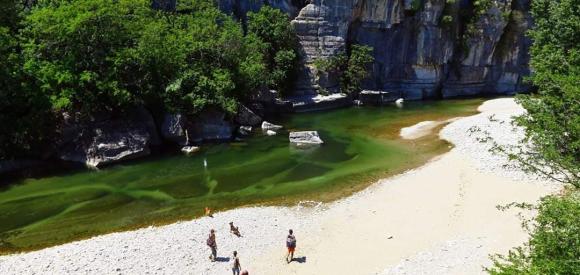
(286, 229), (296, 263)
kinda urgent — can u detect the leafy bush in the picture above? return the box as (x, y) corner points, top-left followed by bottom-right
(488, 1), (580, 273)
(313, 44), (374, 95)
(487, 192), (580, 274)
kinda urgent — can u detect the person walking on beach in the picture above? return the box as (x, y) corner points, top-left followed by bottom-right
(207, 229), (217, 262)
(232, 251), (241, 275)
(286, 229), (296, 263)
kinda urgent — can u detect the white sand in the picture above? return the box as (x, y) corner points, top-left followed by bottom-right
(0, 98), (559, 275)
(400, 118), (459, 140)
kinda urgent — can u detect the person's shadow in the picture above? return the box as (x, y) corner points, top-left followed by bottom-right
(292, 256), (307, 263)
(215, 257), (230, 262)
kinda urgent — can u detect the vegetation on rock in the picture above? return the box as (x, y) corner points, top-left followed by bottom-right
(0, 0), (298, 160)
(313, 45), (374, 95)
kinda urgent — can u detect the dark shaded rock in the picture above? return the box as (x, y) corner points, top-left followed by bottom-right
(161, 113), (187, 146)
(235, 105), (262, 126)
(187, 110), (233, 142)
(58, 119), (151, 168)
(0, 160), (43, 175)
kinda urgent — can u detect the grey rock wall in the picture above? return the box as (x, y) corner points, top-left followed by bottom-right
(154, 0), (532, 99)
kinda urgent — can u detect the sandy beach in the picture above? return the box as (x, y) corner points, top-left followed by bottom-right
(0, 98), (559, 275)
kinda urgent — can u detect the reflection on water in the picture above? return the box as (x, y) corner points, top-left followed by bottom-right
(0, 99), (482, 253)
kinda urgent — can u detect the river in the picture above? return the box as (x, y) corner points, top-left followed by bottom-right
(0, 99), (483, 253)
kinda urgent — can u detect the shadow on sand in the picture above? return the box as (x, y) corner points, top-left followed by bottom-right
(215, 257), (230, 262)
(292, 256), (307, 264)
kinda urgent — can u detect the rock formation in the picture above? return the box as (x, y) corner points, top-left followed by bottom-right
(210, 0), (532, 99)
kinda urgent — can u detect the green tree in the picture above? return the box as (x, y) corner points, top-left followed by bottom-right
(247, 6), (298, 95)
(0, 24), (54, 159)
(314, 44), (374, 95)
(21, 0), (154, 115)
(487, 0), (580, 273)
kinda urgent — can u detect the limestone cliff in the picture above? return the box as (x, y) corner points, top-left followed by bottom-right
(158, 0), (533, 99)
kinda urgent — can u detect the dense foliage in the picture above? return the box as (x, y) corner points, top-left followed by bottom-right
(488, 0), (580, 274)
(508, 0), (579, 187)
(0, 0), (55, 158)
(313, 45), (374, 95)
(488, 192), (580, 274)
(247, 6), (299, 96)
(0, 0), (298, 160)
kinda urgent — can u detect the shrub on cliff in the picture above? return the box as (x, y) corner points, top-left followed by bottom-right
(314, 44), (374, 95)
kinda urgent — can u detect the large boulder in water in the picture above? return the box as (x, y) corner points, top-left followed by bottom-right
(58, 119), (152, 168)
(289, 131), (324, 146)
(187, 110), (233, 142)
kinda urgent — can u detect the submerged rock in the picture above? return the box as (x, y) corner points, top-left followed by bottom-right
(261, 121), (283, 131)
(265, 130), (277, 136)
(181, 146), (200, 155)
(289, 131), (324, 146)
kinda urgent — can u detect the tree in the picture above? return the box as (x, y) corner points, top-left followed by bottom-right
(313, 44), (374, 95)
(0, 9), (54, 159)
(487, 0), (580, 273)
(247, 6), (299, 95)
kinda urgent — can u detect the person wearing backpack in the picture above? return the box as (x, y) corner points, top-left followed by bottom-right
(285, 229), (296, 263)
(207, 229), (217, 262)
(231, 251), (241, 275)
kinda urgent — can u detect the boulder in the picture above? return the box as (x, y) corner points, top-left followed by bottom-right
(261, 121), (283, 131)
(289, 131), (324, 146)
(181, 146), (200, 155)
(238, 126), (252, 136)
(187, 110), (233, 142)
(235, 105), (262, 126)
(161, 113), (188, 145)
(265, 130), (277, 136)
(58, 120), (151, 168)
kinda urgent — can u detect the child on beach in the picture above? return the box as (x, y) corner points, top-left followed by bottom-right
(286, 229), (296, 263)
(229, 222), (241, 237)
(232, 251), (241, 275)
(207, 229), (217, 261)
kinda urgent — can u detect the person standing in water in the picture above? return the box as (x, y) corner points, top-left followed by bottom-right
(207, 229), (217, 262)
(232, 251), (241, 275)
(286, 229), (296, 263)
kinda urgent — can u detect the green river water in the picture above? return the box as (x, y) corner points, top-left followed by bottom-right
(0, 99), (483, 253)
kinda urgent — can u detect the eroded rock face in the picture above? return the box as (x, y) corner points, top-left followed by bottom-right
(286, 0), (532, 98)
(58, 120), (152, 168)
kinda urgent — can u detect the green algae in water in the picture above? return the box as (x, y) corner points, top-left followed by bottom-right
(0, 99), (483, 253)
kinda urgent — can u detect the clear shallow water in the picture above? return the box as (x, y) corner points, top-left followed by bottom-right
(0, 99), (482, 253)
